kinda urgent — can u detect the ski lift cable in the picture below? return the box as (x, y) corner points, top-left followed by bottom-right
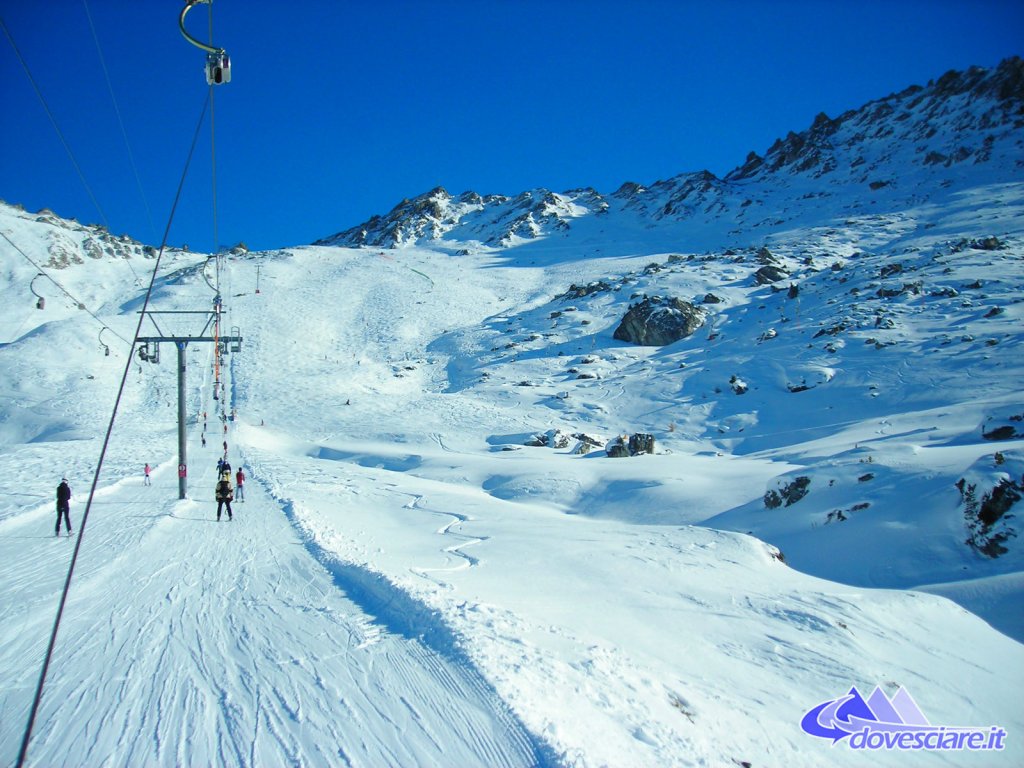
(3, 233), (131, 344)
(208, 2), (224, 389)
(81, 0), (158, 249)
(207, 2), (222, 260)
(211, 92), (221, 264)
(15, 89), (213, 768)
(0, 13), (111, 234)
(5, 303), (38, 342)
(180, 0), (230, 393)
(0, 231), (133, 347)
(2, 10), (144, 292)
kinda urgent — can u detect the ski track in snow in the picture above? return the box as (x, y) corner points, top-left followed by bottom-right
(0, 364), (545, 768)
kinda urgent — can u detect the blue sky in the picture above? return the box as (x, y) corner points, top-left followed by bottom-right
(1, 0), (1022, 251)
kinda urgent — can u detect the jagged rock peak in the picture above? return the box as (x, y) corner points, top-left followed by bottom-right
(315, 185), (483, 248)
(613, 181), (646, 198)
(316, 185), (608, 248)
(389, 186), (451, 218)
(931, 56), (1024, 101)
(725, 56), (1024, 182)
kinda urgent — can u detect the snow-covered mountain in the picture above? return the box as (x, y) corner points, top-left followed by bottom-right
(1, 58), (1022, 767)
(317, 57), (1023, 250)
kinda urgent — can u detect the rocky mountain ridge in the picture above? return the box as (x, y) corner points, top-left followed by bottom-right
(316, 57), (1023, 250)
(0, 203), (156, 268)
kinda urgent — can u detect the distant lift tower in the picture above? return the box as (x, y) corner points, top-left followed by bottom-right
(137, 296), (242, 499)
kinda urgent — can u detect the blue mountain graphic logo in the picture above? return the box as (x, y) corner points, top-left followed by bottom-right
(800, 686), (1007, 752)
(801, 685), (928, 743)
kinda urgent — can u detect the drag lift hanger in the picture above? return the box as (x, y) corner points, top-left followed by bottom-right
(30, 273), (45, 309)
(202, 255), (219, 293)
(179, 0), (231, 85)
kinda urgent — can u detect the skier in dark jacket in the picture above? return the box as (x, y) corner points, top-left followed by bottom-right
(215, 472), (233, 521)
(55, 478), (72, 536)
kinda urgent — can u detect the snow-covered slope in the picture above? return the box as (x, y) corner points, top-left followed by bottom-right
(1, 57), (1022, 766)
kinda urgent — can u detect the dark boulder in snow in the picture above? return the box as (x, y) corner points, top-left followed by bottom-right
(958, 474), (1021, 558)
(754, 265), (789, 285)
(613, 297), (705, 346)
(764, 476), (812, 508)
(605, 433), (655, 457)
(606, 438), (630, 458)
(526, 429), (571, 448)
(978, 479), (1021, 527)
(628, 433), (655, 455)
(572, 433), (605, 455)
(557, 281), (614, 300)
(982, 412), (1024, 441)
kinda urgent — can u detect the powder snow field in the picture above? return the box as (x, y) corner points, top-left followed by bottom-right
(1, 183), (1023, 767)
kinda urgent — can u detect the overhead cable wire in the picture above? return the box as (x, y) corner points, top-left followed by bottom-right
(15, 89), (213, 768)
(0, 230), (133, 347)
(206, 3), (224, 390)
(208, 1), (221, 256)
(81, 0), (157, 250)
(0, 13), (110, 233)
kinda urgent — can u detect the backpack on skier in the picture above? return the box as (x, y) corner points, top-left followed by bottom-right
(216, 477), (234, 502)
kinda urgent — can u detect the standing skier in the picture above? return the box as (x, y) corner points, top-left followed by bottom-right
(235, 467), (245, 501)
(144, 463), (151, 486)
(55, 478), (72, 536)
(216, 471), (234, 521)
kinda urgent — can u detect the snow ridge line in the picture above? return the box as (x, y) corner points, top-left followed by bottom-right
(271, 492), (560, 768)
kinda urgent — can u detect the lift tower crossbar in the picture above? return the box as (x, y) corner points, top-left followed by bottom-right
(137, 304), (242, 499)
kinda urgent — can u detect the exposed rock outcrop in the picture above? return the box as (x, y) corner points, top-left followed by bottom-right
(613, 297), (706, 346)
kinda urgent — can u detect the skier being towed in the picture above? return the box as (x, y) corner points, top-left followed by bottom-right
(215, 471), (233, 521)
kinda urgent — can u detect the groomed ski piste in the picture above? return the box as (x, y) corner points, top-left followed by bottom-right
(1, 178), (1022, 766)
